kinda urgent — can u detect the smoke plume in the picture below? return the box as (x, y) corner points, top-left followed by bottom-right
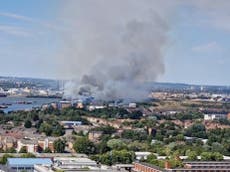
(57, 0), (173, 101)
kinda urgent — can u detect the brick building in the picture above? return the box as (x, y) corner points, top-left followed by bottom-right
(133, 161), (230, 172)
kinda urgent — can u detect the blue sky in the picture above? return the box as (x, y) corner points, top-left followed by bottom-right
(162, 5), (230, 86)
(0, 0), (229, 86)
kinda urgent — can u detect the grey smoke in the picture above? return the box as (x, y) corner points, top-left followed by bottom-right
(57, 0), (172, 101)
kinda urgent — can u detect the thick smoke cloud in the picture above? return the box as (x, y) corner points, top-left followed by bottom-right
(57, 0), (174, 101)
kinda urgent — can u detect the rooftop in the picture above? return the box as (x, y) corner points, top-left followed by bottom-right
(8, 158), (52, 166)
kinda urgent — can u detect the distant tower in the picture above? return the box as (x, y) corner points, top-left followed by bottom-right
(58, 80), (65, 91)
(200, 86), (204, 91)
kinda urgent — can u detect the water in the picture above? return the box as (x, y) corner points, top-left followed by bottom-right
(0, 97), (60, 113)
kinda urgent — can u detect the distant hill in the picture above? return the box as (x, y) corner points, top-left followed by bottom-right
(149, 82), (230, 93)
(0, 76), (229, 93)
(0, 76), (59, 90)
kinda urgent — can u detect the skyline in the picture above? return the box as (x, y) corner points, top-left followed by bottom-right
(0, 1), (230, 86)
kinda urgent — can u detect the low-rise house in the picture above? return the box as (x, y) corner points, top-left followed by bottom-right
(204, 113), (227, 121)
(88, 131), (103, 142)
(38, 138), (55, 153)
(0, 136), (17, 151)
(17, 138), (38, 153)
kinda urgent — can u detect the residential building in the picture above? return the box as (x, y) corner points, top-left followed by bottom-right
(17, 139), (38, 153)
(0, 136), (16, 151)
(38, 138), (55, 153)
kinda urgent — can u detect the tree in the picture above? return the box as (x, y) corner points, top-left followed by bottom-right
(121, 130), (148, 141)
(43, 147), (52, 153)
(201, 152), (223, 161)
(211, 142), (225, 154)
(147, 153), (157, 160)
(52, 123), (65, 137)
(32, 114), (39, 121)
(93, 150), (135, 165)
(128, 141), (149, 151)
(39, 123), (52, 136)
(73, 137), (96, 155)
(93, 126), (116, 135)
(24, 120), (32, 128)
(54, 139), (66, 153)
(128, 110), (143, 119)
(202, 152), (213, 161)
(107, 139), (127, 150)
(0, 154), (14, 164)
(212, 152), (224, 161)
(96, 141), (110, 154)
(39, 121), (65, 137)
(146, 153), (158, 165)
(35, 119), (43, 129)
(185, 123), (207, 138)
(20, 153), (36, 158)
(19, 146), (27, 153)
(176, 134), (184, 141)
(4, 147), (16, 153)
(187, 151), (198, 161)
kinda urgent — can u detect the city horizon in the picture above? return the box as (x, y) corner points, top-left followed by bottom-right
(0, 1), (230, 86)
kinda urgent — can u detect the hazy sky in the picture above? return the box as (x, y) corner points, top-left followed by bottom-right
(0, 0), (230, 86)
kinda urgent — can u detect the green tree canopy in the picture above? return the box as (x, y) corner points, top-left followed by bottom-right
(19, 146), (27, 153)
(73, 137), (96, 155)
(107, 139), (127, 150)
(24, 120), (32, 128)
(54, 139), (66, 153)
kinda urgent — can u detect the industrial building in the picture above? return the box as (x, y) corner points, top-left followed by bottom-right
(7, 158), (52, 172)
(53, 157), (98, 171)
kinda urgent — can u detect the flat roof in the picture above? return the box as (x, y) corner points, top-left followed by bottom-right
(185, 161), (230, 164)
(8, 158), (52, 166)
(54, 157), (97, 164)
(135, 152), (151, 155)
(170, 168), (230, 171)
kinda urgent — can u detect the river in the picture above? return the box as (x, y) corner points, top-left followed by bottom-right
(0, 97), (60, 113)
